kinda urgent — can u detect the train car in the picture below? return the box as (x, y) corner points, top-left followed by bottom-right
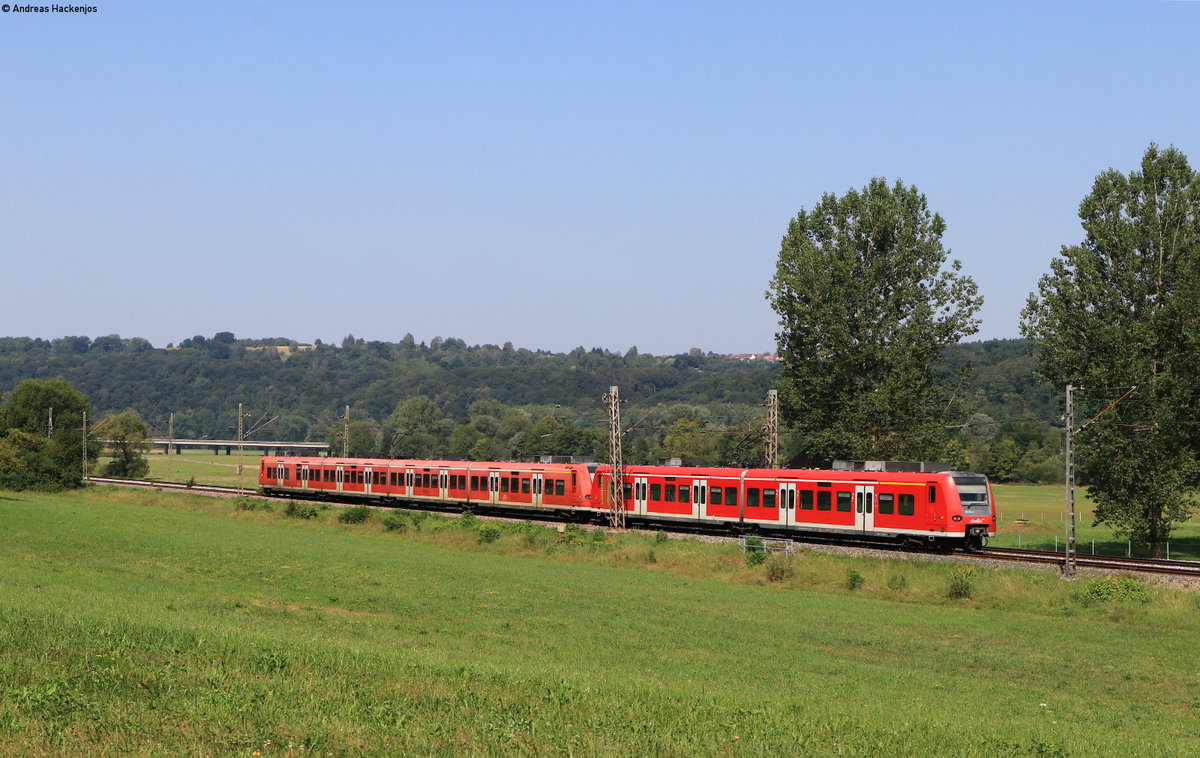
(594, 464), (995, 549)
(260, 456), (995, 550)
(260, 456), (597, 515)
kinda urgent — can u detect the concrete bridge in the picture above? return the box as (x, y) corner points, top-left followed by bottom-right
(151, 439), (329, 456)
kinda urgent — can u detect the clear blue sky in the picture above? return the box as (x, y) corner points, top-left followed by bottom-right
(2, 1), (1197, 355)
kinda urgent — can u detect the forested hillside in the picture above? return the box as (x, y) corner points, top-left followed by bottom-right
(0, 334), (1061, 480)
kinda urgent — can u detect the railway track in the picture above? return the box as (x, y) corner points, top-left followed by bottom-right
(87, 476), (1200, 579)
(976, 546), (1200, 578)
(86, 476), (254, 496)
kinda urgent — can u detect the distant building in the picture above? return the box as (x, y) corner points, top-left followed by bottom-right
(728, 353), (779, 362)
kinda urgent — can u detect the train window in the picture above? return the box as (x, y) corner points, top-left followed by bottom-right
(837, 492), (852, 512)
(509, 477), (519, 492)
(763, 489), (777, 509)
(929, 486), (937, 503)
(800, 490), (813, 510)
(899, 494), (915, 516)
(555, 480), (564, 496)
(521, 479), (531, 494)
(878, 493), (894, 514)
(817, 491), (831, 511)
(470, 476), (479, 490)
(678, 486), (690, 504)
(664, 485), (676, 502)
(623, 482), (633, 500)
(746, 488), (759, 507)
(725, 487), (737, 506)
(650, 483), (661, 501)
(710, 487), (722, 506)
(696, 486), (706, 505)
(501, 478), (510, 493)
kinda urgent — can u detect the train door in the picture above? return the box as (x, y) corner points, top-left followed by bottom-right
(273, 464), (285, 489)
(335, 466), (344, 494)
(632, 476), (648, 516)
(855, 484), (875, 532)
(778, 482), (797, 527)
(299, 465), (309, 490)
(488, 471), (500, 505)
(690, 479), (706, 520)
(532, 472), (544, 507)
(363, 467), (373, 496)
(438, 470), (449, 501)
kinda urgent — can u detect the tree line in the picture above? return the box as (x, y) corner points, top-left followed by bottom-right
(0, 333), (1056, 482)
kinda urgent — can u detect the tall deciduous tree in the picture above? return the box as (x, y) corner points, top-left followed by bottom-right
(0, 378), (96, 489)
(768, 178), (981, 463)
(95, 410), (150, 478)
(1022, 144), (1200, 557)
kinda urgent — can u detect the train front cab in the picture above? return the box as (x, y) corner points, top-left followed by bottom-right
(949, 472), (995, 549)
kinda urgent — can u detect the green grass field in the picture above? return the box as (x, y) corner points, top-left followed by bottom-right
(1, 487), (1198, 756)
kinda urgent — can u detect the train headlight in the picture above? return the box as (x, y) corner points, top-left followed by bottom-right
(952, 515), (963, 522)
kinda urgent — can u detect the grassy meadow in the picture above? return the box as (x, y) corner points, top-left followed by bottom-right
(1, 486), (1198, 756)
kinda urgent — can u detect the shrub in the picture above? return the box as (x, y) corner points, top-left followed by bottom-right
(284, 502), (319, 520)
(655, 530), (669, 544)
(766, 556), (795, 582)
(233, 496), (272, 512)
(887, 574), (908, 592)
(476, 524), (501, 544)
(846, 569), (865, 590)
(1073, 576), (1150, 606)
(459, 511), (477, 527)
(946, 566), (976, 599)
(744, 536), (766, 567)
(338, 506), (372, 524)
(382, 514), (408, 532)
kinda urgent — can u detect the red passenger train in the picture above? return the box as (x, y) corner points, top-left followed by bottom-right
(259, 456), (996, 550)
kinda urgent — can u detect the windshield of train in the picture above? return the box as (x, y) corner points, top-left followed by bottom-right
(953, 474), (991, 515)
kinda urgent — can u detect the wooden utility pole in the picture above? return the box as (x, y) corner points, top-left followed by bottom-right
(1064, 384), (1077, 576)
(47, 407), (54, 438)
(765, 389), (779, 468)
(604, 385), (626, 529)
(343, 404), (350, 457)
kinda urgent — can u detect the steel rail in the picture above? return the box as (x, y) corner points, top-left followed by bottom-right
(977, 546), (1200, 577)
